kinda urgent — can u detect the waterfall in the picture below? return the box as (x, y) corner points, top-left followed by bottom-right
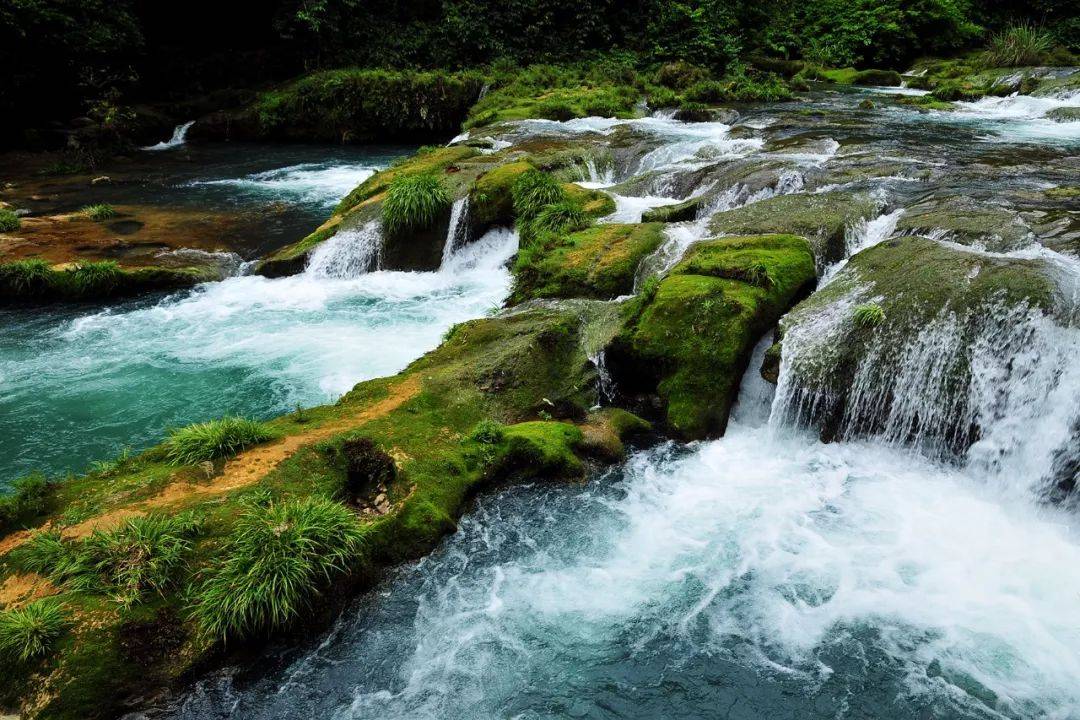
(820, 207), (904, 285)
(441, 198), (471, 267)
(305, 221), (383, 278)
(772, 290), (1080, 497)
(142, 121), (195, 151)
(581, 157), (615, 187)
(589, 351), (615, 407)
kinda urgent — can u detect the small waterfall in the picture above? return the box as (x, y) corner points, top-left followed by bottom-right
(581, 158), (616, 187)
(772, 289), (1080, 497)
(589, 351), (616, 407)
(142, 121), (195, 151)
(441, 198), (471, 267)
(305, 221), (383, 278)
(730, 334), (776, 427)
(820, 207), (904, 284)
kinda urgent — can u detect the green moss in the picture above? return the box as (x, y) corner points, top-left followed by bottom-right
(336, 145), (478, 216)
(708, 190), (877, 264)
(609, 234), (816, 439)
(512, 223), (665, 302)
(1046, 186), (1080, 199)
(896, 202), (1031, 251)
(470, 160), (535, 229)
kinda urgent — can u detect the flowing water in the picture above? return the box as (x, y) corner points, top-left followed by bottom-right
(0, 146), (515, 484)
(141, 85), (1080, 720)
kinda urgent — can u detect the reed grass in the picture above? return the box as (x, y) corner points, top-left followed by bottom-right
(0, 598), (70, 662)
(163, 417), (276, 465)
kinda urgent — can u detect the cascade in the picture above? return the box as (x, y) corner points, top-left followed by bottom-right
(305, 221), (383, 278)
(441, 197), (471, 266)
(142, 121), (195, 151)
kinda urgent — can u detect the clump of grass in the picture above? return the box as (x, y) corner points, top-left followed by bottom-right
(0, 473), (51, 534)
(80, 203), (117, 221)
(528, 201), (588, 238)
(0, 259), (53, 295)
(189, 497), (366, 641)
(164, 417), (276, 465)
(745, 261), (773, 288)
(853, 303), (886, 328)
(66, 260), (123, 297)
(20, 515), (202, 607)
(0, 208), (21, 232)
(511, 170), (566, 220)
(468, 419), (506, 445)
(984, 23), (1054, 67)
(381, 173), (450, 236)
(88, 447), (134, 477)
(0, 598), (71, 662)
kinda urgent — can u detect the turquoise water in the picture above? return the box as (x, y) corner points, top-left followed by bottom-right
(0, 148), (515, 486)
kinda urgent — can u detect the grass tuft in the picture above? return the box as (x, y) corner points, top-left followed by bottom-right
(984, 23), (1054, 67)
(189, 497), (366, 641)
(853, 303), (886, 328)
(468, 419), (506, 445)
(381, 173), (451, 236)
(528, 201), (589, 239)
(20, 514), (202, 606)
(164, 417), (276, 465)
(66, 260), (123, 296)
(0, 598), (71, 662)
(0, 259), (52, 295)
(0, 208), (21, 232)
(511, 170), (566, 220)
(80, 204), (118, 221)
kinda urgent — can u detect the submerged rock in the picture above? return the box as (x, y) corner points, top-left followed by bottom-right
(896, 198), (1034, 251)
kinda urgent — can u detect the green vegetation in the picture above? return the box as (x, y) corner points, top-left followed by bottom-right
(985, 23), (1054, 67)
(22, 514), (201, 606)
(512, 223), (666, 302)
(0, 599), (70, 663)
(512, 169), (568, 221)
(610, 234), (817, 438)
(0, 473), (51, 534)
(249, 69), (485, 142)
(0, 208), (21, 232)
(80, 204), (118, 221)
(0, 259), (219, 303)
(163, 417), (277, 465)
(189, 497), (366, 641)
(381, 173), (452, 236)
(853, 303), (886, 328)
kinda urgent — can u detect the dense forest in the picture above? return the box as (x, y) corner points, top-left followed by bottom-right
(2, 0), (1077, 141)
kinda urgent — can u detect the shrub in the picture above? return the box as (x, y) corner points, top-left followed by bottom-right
(164, 417), (276, 465)
(655, 61), (710, 90)
(853, 303), (886, 328)
(0, 259), (53, 296)
(189, 497), (366, 641)
(511, 170), (566, 220)
(80, 204), (117, 221)
(647, 86), (679, 109)
(468, 419), (506, 445)
(985, 23), (1054, 67)
(0, 209), (21, 232)
(0, 598), (70, 662)
(381, 173), (451, 236)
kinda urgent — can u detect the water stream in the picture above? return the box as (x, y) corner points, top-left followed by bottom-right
(141, 86), (1080, 720)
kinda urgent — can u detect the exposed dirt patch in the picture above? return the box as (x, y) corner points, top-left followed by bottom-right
(0, 572), (58, 608)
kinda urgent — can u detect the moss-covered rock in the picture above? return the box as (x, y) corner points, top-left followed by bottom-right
(708, 190), (878, 264)
(469, 160), (535, 234)
(511, 223), (666, 302)
(0, 260), (223, 304)
(772, 235), (1059, 446)
(608, 234), (817, 439)
(1046, 106), (1080, 122)
(896, 199), (1033, 251)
